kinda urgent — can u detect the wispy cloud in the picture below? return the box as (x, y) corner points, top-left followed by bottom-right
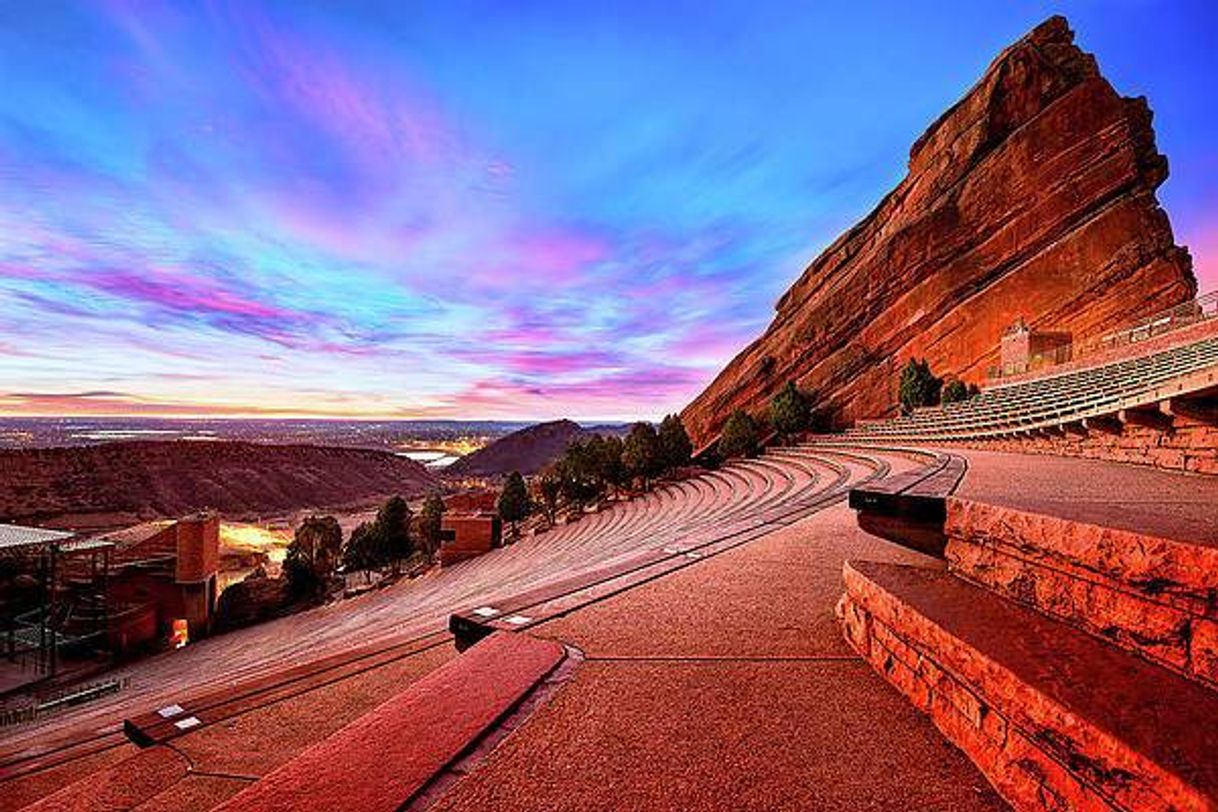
(1, 1), (1214, 420)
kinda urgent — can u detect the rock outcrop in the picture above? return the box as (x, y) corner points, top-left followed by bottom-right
(682, 16), (1195, 446)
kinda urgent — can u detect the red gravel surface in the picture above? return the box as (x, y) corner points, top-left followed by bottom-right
(432, 505), (1008, 811)
(954, 449), (1218, 545)
(215, 632), (563, 812)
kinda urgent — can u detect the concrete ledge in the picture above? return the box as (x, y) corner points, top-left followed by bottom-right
(840, 560), (1218, 812)
(945, 498), (1218, 686)
(213, 631), (565, 812)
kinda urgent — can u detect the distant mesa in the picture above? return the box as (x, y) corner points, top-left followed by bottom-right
(445, 419), (623, 478)
(0, 440), (438, 529)
(682, 15), (1195, 446)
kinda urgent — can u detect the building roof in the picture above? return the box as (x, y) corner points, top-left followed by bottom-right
(0, 524), (76, 552)
(61, 537), (117, 554)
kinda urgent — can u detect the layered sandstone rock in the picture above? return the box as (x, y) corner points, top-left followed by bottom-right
(683, 16), (1195, 445)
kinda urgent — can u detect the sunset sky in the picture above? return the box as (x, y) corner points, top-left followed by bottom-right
(2, 1), (1215, 421)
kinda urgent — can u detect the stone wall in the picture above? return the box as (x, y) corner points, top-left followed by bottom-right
(839, 566), (1116, 811)
(953, 415), (1218, 475)
(945, 499), (1218, 688)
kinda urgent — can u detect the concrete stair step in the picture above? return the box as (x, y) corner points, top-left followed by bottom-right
(213, 631), (565, 812)
(944, 498), (1218, 688)
(839, 560), (1218, 812)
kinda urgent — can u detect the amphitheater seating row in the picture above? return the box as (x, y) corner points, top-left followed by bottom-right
(841, 333), (1218, 441)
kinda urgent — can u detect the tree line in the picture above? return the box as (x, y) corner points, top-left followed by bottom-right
(718, 360), (981, 457)
(898, 358), (979, 412)
(282, 492), (447, 601)
(496, 414), (695, 531)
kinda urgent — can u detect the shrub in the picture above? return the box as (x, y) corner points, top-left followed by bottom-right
(941, 378), (969, 404)
(769, 381), (811, 440)
(898, 358), (942, 412)
(719, 409), (761, 459)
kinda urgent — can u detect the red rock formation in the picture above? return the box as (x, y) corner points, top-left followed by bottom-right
(683, 16), (1195, 445)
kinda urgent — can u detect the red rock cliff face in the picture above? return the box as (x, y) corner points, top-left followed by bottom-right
(682, 16), (1195, 446)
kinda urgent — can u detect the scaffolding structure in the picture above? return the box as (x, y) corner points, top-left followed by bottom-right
(0, 525), (113, 686)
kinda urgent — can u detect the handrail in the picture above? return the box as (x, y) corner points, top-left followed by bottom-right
(989, 290), (1217, 379)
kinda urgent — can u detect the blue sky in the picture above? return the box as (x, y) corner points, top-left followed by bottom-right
(1, 1), (1214, 419)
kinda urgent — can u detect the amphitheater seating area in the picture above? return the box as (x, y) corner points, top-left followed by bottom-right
(843, 322), (1218, 442)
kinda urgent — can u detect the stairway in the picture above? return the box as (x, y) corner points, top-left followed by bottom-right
(840, 495), (1218, 811)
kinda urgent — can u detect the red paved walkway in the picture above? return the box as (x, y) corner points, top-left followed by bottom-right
(430, 506), (1008, 812)
(952, 449), (1218, 546)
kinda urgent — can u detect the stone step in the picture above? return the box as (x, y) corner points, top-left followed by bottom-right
(944, 498), (1218, 688)
(839, 560), (1218, 812)
(213, 632), (565, 812)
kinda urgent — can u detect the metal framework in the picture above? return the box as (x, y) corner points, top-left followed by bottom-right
(1, 525), (113, 685)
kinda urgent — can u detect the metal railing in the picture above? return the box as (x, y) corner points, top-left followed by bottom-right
(989, 290), (1217, 379)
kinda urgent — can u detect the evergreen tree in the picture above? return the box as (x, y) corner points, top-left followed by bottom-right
(769, 382), (811, 441)
(341, 521), (378, 579)
(657, 414), (693, 471)
(622, 422), (660, 488)
(560, 440), (602, 506)
(419, 493), (446, 557)
(284, 515), (342, 600)
(375, 495), (413, 573)
(941, 378), (969, 404)
(535, 464), (563, 527)
(898, 358), (943, 412)
(498, 471), (531, 536)
(719, 410), (760, 459)
(595, 434), (629, 491)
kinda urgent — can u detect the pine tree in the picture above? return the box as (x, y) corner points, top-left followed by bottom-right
(535, 465), (563, 527)
(375, 495), (413, 573)
(419, 493), (446, 557)
(719, 410), (760, 459)
(498, 471), (531, 537)
(898, 358), (943, 412)
(657, 414), (693, 471)
(285, 515), (342, 600)
(769, 382), (811, 442)
(941, 378), (969, 404)
(622, 422), (660, 488)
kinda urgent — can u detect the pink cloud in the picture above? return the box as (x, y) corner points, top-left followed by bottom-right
(88, 270), (291, 320)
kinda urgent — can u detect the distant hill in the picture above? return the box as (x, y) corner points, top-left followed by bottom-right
(445, 419), (606, 478)
(0, 440), (439, 529)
